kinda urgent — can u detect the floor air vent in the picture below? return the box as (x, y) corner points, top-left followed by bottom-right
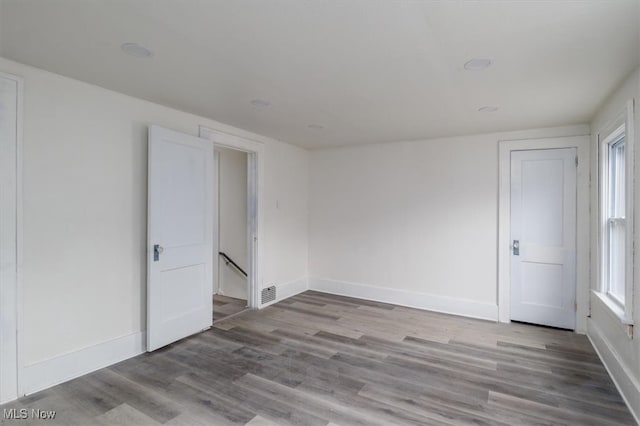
(261, 285), (276, 304)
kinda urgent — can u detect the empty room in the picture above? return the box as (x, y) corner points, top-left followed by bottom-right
(1, 0), (640, 425)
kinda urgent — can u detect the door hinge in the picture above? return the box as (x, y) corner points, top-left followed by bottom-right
(574, 302), (577, 312)
(575, 156), (578, 167)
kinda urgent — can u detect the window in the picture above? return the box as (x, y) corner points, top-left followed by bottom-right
(599, 100), (634, 325)
(603, 127), (626, 306)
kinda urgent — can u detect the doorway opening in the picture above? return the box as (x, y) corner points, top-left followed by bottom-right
(213, 147), (250, 322)
(199, 125), (263, 321)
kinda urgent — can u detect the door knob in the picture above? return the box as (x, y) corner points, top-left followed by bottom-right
(512, 240), (520, 256)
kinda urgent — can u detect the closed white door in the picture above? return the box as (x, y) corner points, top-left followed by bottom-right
(147, 125), (214, 351)
(510, 148), (577, 329)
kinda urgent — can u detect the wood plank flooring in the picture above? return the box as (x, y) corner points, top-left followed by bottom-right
(213, 294), (248, 322)
(1, 291), (634, 425)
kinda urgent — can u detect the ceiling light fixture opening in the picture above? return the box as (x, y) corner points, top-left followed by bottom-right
(464, 58), (492, 71)
(478, 106), (499, 112)
(250, 99), (271, 108)
(121, 43), (153, 58)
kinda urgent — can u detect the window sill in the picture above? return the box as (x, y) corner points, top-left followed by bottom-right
(592, 290), (633, 326)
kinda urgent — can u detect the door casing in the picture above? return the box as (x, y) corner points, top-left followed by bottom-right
(199, 126), (263, 309)
(498, 135), (590, 333)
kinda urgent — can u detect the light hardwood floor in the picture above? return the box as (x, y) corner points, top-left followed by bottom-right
(1, 291), (634, 425)
(213, 294), (248, 322)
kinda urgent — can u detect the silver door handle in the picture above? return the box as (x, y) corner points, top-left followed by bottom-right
(512, 240), (519, 256)
(153, 244), (164, 261)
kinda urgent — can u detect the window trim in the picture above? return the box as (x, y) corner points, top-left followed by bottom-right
(603, 125), (626, 307)
(598, 100), (635, 326)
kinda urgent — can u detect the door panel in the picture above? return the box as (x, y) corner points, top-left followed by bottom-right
(147, 125), (214, 351)
(521, 263), (564, 308)
(158, 143), (207, 246)
(521, 159), (564, 246)
(510, 148), (576, 329)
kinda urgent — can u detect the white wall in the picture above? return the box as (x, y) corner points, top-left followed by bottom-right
(588, 66), (640, 421)
(264, 138), (309, 289)
(0, 57), (309, 389)
(0, 73), (20, 404)
(309, 124), (589, 320)
(217, 147), (248, 300)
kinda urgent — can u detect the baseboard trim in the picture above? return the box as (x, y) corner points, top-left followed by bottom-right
(261, 277), (308, 308)
(21, 331), (145, 397)
(309, 278), (498, 321)
(587, 319), (640, 424)
(18, 276), (308, 397)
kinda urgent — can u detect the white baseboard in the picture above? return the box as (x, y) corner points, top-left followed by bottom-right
(587, 319), (640, 424)
(21, 331), (145, 397)
(309, 278), (498, 321)
(18, 276), (307, 398)
(261, 277), (308, 308)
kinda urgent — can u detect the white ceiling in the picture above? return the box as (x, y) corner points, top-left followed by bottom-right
(1, 0), (639, 149)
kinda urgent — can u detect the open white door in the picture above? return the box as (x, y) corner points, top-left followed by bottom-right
(510, 148), (577, 329)
(147, 125), (213, 351)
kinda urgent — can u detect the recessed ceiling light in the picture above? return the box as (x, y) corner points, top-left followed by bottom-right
(308, 124), (324, 130)
(250, 99), (271, 108)
(121, 43), (153, 58)
(464, 58), (492, 71)
(478, 106), (498, 112)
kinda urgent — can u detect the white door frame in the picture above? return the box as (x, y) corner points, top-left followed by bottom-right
(213, 148), (221, 296)
(498, 135), (590, 333)
(0, 71), (23, 404)
(199, 126), (263, 309)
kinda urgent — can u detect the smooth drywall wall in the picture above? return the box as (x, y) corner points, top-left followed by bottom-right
(217, 147), (248, 300)
(588, 66), (640, 421)
(264, 138), (309, 287)
(309, 125), (589, 319)
(0, 57), (308, 367)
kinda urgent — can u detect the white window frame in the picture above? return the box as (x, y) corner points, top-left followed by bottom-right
(602, 125), (626, 306)
(598, 100), (635, 325)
